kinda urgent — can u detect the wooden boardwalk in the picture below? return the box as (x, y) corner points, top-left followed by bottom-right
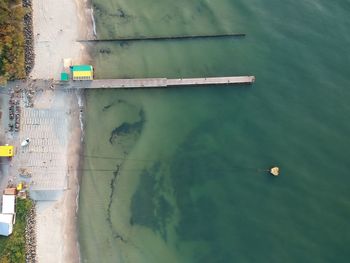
(63, 76), (255, 89)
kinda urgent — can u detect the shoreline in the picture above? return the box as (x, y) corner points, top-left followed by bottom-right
(61, 89), (84, 263)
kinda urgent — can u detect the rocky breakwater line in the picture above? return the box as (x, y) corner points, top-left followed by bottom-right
(25, 203), (37, 263)
(23, 0), (34, 76)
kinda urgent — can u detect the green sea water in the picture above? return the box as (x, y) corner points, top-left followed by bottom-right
(78, 0), (350, 262)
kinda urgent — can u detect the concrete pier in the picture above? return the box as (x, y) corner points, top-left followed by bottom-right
(62, 76), (255, 89)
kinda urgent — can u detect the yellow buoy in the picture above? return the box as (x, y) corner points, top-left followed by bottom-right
(270, 167), (280, 176)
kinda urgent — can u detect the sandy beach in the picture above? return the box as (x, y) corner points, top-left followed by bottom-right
(23, 0), (92, 262)
(29, 89), (83, 263)
(30, 0), (93, 80)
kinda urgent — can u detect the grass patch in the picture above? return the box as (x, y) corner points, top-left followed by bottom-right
(0, 198), (33, 263)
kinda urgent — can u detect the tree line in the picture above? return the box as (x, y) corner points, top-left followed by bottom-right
(0, 0), (26, 83)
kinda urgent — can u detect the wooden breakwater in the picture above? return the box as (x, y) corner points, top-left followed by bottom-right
(62, 76), (255, 89)
(77, 33), (246, 43)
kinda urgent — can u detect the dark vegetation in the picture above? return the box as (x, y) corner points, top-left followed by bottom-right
(130, 162), (173, 241)
(109, 109), (145, 144)
(0, 198), (33, 263)
(0, 0), (26, 81)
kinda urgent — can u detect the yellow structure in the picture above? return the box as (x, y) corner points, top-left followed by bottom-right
(71, 65), (94, 80)
(0, 146), (14, 157)
(17, 183), (23, 191)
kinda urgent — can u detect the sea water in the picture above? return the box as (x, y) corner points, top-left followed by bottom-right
(78, 0), (350, 262)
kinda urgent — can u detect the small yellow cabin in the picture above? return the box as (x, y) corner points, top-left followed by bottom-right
(0, 146), (14, 157)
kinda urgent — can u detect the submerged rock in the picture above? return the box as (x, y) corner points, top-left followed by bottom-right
(270, 167), (280, 176)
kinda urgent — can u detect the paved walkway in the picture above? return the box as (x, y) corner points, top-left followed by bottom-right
(18, 106), (68, 199)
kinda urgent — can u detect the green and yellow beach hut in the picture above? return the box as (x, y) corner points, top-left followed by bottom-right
(71, 65), (94, 80)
